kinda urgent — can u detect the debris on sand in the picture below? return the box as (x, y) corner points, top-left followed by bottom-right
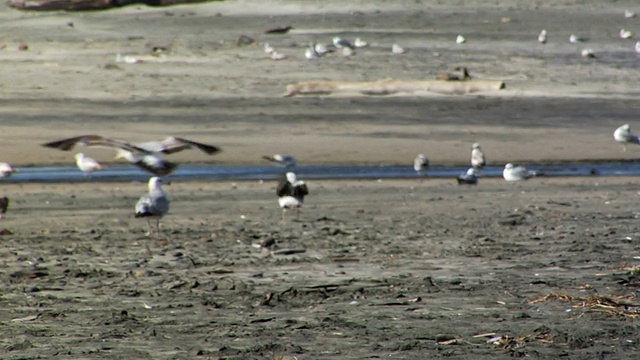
(529, 292), (640, 318)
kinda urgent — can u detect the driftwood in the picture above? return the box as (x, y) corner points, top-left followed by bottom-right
(283, 78), (506, 97)
(6, 0), (222, 11)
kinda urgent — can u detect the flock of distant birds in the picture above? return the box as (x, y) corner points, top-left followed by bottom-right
(261, 9), (640, 62)
(0, 123), (637, 235)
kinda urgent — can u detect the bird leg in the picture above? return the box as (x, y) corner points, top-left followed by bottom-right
(281, 209), (287, 224)
(623, 144), (628, 153)
(155, 218), (160, 236)
(145, 219), (152, 237)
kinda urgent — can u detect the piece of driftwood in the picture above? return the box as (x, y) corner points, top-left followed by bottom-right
(283, 78), (506, 97)
(6, 0), (222, 11)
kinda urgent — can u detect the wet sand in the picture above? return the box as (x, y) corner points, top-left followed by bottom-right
(1, 0), (640, 359)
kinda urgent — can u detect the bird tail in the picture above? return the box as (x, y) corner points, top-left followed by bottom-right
(135, 204), (153, 218)
(262, 155), (275, 163)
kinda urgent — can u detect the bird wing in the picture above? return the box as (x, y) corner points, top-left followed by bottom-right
(135, 192), (169, 217)
(276, 177), (293, 197)
(295, 182), (309, 197)
(41, 134), (149, 153)
(136, 137), (221, 155)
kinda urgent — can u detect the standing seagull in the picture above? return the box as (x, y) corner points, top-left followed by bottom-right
(538, 29), (547, 44)
(276, 172), (309, 223)
(414, 154), (429, 173)
(135, 177), (170, 237)
(457, 168), (478, 185)
(503, 163), (537, 181)
(471, 143), (486, 169)
(613, 124), (640, 152)
(263, 154), (297, 168)
(0, 162), (16, 178)
(74, 153), (102, 176)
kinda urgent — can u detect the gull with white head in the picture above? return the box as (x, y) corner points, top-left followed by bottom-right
(391, 44), (405, 54)
(135, 176), (170, 239)
(613, 124), (640, 152)
(333, 36), (354, 49)
(471, 143), (486, 169)
(457, 168), (478, 185)
(276, 172), (309, 223)
(74, 153), (102, 177)
(413, 154), (429, 173)
(538, 29), (547, 44)
(0, 162), (16, 178)
(503, 163), (537, 182)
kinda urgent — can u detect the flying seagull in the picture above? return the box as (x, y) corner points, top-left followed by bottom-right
(613, 124), (640, 152)
(263, 154), (297, 168)
(471, 143), (486, 169)
(135, 176), (170, 237)
(42, 134), (220, 176)
(457, 168), (478, 185)
(276, 172), (309, 222)
(413, 154), (429, 173)
(503, 163), (537, 181)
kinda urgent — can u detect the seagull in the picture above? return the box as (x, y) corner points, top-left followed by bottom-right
(503, 163), (537, 181)
(42, 134), (220, 176)
(471, 143), (486, 169)
(635, 41), (640, 53)
(114, 149), (178, 176)
(333, 36), (354, 49)
(413, 154), (429, 173)
(620, 29), (633, 39)
(569, 34), (586, 43)
(314, 43), (333, 55)
(74, 153), (102, 176)
(276, 172), (309, 222)
(305, 44), (321, 60)
(354, 38), (368, 48)
(263, 43), (275, 54)
(263, 154), (297, 168)
(135, 176), (170, 237)
(625, 10), (636, 18)
(613, 124), (640, 152)
(581, 48), (595, 58)
(0, 162), (16, 177)
(391, 44), (405, 54)
(538, 29), (547, 44)
(0, 196), (9, 221)
(456, 35), (466, 44)
(341, 47), (356, 57)
(270, 51), (287, 60)
(457, 168), (478, 185)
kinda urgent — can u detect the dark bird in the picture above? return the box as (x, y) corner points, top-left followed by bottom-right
(0, 196), (9, 220)
(436, 66), (472, 81)
(264, 25), (293, 34)
(276, 172), (309, 222)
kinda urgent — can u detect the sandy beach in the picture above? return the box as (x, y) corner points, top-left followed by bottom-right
(1, 0), (640, 358)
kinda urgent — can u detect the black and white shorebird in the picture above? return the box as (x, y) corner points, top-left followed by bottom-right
(613, 124), (640, 152)
(456, 168), (478, 185)
(503, 163), (537, 182)
(413, 154), (429, 173)
(135, 177), (170, 237)
(42, 134), (220, 176)
(263, 154), (297, 168)
(471, 143), (486, 169)
(276, 172), (309, 222)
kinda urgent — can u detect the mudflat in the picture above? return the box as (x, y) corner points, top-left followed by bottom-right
(1, 0), (640, 359)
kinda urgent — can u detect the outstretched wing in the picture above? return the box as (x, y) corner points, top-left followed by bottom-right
(135, 137), (221, 155)
(41, 134), (148, 153)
